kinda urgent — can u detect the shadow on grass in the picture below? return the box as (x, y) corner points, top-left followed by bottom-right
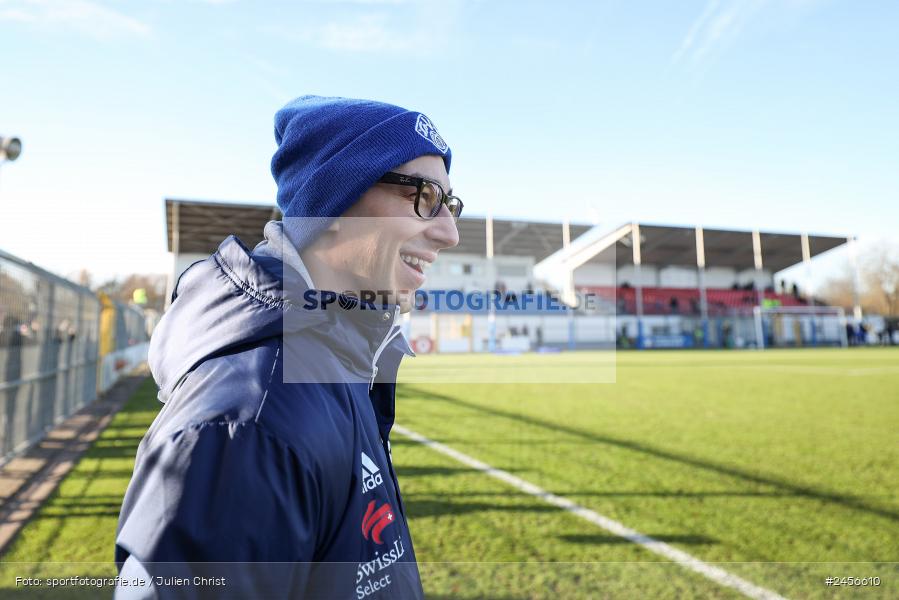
(425, 594), (534, 600)
(89, 434), (147, 445)
(396, 465), (523, 478)
(407, 500), (560, 519)
(0, 378), (158, 563)
(11, 494), (124, 521)
(62, 470), (138, 480)
(398, 386), (899, 524)
(403, 489), (800, 499)
(65, 446), (139, 460)
(32, 507), (122, 519)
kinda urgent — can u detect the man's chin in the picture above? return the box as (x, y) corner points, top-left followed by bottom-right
(398, 290), (415, 314)
(361, 287), (415, 313)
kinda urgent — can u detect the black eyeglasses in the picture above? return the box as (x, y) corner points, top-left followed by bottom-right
(378, 171), (463, 221)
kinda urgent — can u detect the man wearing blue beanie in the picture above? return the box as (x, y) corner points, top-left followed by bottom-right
(115, 96), (462, 599)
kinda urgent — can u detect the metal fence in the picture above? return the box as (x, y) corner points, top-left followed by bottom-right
(0, 249), (102, 463)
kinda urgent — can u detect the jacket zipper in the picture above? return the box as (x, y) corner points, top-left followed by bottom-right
(380, 436), (409, 523)
(370, 307), (400, 390)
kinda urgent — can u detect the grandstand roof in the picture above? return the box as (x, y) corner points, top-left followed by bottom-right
(165, 199), (847, 272)
(165, 199), (593, 261)
(453, 218), (593, 260)
(166, 199), (280, 254)
(614, 224), (847, 272)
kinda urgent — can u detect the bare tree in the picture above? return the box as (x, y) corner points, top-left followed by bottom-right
(863, 244), (899, 317)
(76, 268), (92, 289)
(818, 267), (856, 312)
(97, 274), (167, 312)
(817, 243), (899, 317)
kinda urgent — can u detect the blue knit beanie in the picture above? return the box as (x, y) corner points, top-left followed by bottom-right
(271, 95), (452, 248)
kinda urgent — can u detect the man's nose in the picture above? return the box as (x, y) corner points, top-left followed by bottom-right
(424, 208), (460, 250)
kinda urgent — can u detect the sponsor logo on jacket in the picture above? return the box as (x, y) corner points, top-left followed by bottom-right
(361, 451), (384, 494)
(355, 538), (406, 599)
(361, 500), (395, 545)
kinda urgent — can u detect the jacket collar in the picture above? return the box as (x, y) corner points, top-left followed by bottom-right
(251, 220), (414, 375)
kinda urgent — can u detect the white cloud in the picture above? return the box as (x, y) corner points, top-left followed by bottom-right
(315, 14), (419, 51)
(673, 0), (768, 64)
(298, 0), (412, 4)
(242, 56), (293, 103)
(0, 0), (151, 38)
(269, 13), (425, 53)
(263, 1), (460, 54)
(0, 6), (36, 21)
(673, 0), (832, 65)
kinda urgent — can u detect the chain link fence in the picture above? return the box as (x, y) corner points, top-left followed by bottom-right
(0, 249), (102, 464)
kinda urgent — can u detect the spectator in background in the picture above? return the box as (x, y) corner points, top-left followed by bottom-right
(617, 325), (629, 349)
(690, 298), (700, 314)
(722, 321), (734, 349)
(0, 316), (24, 348)
(2, 315), (25, 457)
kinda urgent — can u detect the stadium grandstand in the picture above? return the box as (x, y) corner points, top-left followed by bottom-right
(164, 198), (856, 353)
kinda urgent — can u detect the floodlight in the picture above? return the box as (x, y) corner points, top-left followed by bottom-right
(1, 137), (22, 161)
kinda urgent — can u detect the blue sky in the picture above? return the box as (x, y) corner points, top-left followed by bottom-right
(0, 0), (896, 288)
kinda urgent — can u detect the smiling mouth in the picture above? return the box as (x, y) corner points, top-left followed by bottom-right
(400, 252), (432, 275)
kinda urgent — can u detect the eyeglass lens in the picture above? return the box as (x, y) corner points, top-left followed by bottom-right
(417, 182), (462, 220)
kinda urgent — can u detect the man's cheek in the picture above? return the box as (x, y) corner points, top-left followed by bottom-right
(373, 257), (396, 290)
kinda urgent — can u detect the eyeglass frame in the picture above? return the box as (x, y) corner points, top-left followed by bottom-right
(377, 171), (463, 221)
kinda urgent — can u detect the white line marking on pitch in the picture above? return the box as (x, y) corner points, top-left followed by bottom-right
(394, 424), (788, 600)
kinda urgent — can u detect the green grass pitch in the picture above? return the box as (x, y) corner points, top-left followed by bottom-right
(1, 348), (897, 598)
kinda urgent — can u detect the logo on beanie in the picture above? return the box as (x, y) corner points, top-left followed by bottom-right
(415, 114), (448, 154)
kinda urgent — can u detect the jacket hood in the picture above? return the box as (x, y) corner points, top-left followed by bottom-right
(150, 230), (306, 401)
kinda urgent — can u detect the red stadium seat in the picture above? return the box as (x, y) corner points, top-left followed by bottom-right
(576, 286), (809, 315)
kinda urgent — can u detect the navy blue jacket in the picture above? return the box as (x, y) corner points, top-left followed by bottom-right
(115, 222), (422, 599)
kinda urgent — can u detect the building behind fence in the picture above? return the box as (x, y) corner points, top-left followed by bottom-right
(0, 249), (149, 465)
